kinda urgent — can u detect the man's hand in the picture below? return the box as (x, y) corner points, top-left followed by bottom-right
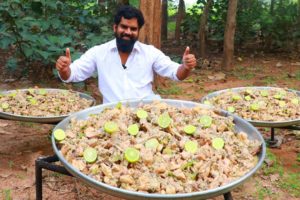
(182, 46), (196, 71)
(55, 48), (72, 80)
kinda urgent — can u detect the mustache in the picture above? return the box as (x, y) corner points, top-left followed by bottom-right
(120, 33), (134, 39)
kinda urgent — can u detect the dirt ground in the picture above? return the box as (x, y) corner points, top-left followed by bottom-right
(0, 52), (300, 200)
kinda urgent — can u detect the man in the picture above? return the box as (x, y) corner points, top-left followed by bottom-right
(56, 5), (196, 104)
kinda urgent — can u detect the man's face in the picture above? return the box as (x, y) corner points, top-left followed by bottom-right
(114, 17), (139, 53)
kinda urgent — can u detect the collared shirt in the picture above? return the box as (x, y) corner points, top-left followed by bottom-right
(64, 39), (180, 103)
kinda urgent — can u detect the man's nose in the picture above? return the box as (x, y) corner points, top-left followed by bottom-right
(124, 27), (132, 34)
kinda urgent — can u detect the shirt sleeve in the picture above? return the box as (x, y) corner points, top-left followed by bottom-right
(62, 46), (98, 83)
(152, 47), (181, 81)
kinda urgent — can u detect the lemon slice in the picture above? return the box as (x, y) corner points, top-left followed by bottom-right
(104, 121), (118, 134)
(250, 103), (259, 111)
(291, 98), (299, 105)
(136, 109), (148, 119)
(203, 100), (211, 105)
(1, 102), (9, 109)
(83, 147), (97, 163)
(124, 147), (140, 163)
(232, 95), (241, 101)
(38, 89), (47, 95)
(157, 113), (171, 128)
(227, 106), (235, 113)
(30, 98), (38, 105)
(273, 93), (282, 99)
(183, 125), (196, 135)
(184, 140), (198, 153)
(53, 129), (66, 141)
(244, 95), (251, 101)
(199, 115), (213, 128)
(260, 90), (268, 97)
(115, 102), (122, 109)
(212, 137), (225, 150)
(278, 101), (286, 107)
(127, 124), (139, 136)
(145, 138), (159, 149)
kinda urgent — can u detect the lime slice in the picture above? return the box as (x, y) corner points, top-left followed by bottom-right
(28, 88), (35, 94)
(227, 106), (235, 113)
(1, 102), (9, 109)
(68, 98), (75, 102)
(53, 129), (66, 141)
(30, 98), (38, 105)
(26, 95), (33, 100)
(115, 102), (122, 109)
(38, 89), (47, 95)
(212, 137), (225, 150)
(273, 94), (282, 99)
(136, 109), (148, 119)
(127, 124), (139, 136)
(8, 92), (16, 98)
(250, 103), (259, 111)
(278, 101), (286, 107)
(83, 147), (98, 163)
(184, 140), (198, 153)
(232, 95), (241, 101)
(183, 125), (196, 135)
(157, 113), (171, 128)
(244, 95), (251, 101)
(162, 147), (173, 155)
(124, 147), (140, 163)
(104, 121), (118, 134)
(260, 90), (268, 97)
(245, 89), (253, 94)
(145, 138), (159, 149)
(291, 98), (299, 105)
(203, 100), (211, 105)
(199, 115), (213, 128)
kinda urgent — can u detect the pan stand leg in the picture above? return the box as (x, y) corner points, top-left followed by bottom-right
(35, 155), (72, 200)
(223, 192), (233, 200)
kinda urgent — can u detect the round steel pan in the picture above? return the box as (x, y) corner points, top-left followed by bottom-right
(52, 99), (266, 200)
(0, 88), (96, 123)
(201, 86), (300, 128)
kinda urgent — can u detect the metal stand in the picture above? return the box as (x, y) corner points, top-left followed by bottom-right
(267, 125), (300, 147)
(35, 155), (233, 200)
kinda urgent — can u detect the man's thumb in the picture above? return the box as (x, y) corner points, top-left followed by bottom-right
(183, 46), (190, 56)
(66, 48), (71, 59)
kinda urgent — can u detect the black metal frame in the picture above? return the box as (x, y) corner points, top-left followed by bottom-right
(35, 155), (233, 200)
(268, 125), (300, 145)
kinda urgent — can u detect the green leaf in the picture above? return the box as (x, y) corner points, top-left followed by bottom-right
(0, 37), (14, 49)
(36, 49), (50, 59)
(5, 58), (18, 72)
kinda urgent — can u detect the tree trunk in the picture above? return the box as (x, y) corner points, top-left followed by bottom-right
(198, 0), (213, 58)
(139, 0), (161, 48)
(270, 0), (275, 14)
(161, 0), (168, 41)
(175, 0), (185, 42)
(222, 0), (238, 71)
(139, 0), (164, 89)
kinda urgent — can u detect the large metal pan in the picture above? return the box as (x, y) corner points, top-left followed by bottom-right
(0, 88), (96, 123)
(52, 99), (266, 200)
(201, 87), (300, 128)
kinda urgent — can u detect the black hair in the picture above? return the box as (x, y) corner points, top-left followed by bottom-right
(114, 5), (145, 29)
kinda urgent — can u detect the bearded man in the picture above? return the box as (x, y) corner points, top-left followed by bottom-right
(56, 5), (196, 104)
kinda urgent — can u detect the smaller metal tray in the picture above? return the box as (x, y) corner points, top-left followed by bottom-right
(0, 88), (96, 123)
(201, 86), (300, 128)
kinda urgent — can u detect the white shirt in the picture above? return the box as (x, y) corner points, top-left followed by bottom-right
(64, 39), (180, 103)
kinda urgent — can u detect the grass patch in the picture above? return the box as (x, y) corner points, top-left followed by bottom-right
(232, 66), (256, 80)
(2, 189), (12, 200)
(262, 149), (284, 176)
(255, 181), (274, 200)
(262, 76), (277, 85)
(157, 85), (183, 95)
(279, 172), (300, 197)
(296, 70), (300, 80)
(8, 161), (14, 169)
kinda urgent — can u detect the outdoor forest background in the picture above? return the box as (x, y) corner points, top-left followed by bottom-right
(0, 0), (300, 80)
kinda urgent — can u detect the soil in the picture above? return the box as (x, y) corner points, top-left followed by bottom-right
(0, 49), (300, 200)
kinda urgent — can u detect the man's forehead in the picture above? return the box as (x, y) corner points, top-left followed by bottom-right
(120, 17), (138, 27)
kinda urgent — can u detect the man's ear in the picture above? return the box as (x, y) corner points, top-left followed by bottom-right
(113, 24), (117, 32)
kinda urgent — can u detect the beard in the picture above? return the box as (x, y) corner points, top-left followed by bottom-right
(115, 32), (137, 53)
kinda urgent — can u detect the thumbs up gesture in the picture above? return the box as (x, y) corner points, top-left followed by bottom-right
(56, 48), (72, 73)
(55, 48), (72, 80)
(182, 46), (196, 70)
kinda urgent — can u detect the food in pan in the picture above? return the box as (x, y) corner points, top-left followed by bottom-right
(0, 88), (94, 117)
(204, 88), (300, 122)
(56, 101), (261, 194)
